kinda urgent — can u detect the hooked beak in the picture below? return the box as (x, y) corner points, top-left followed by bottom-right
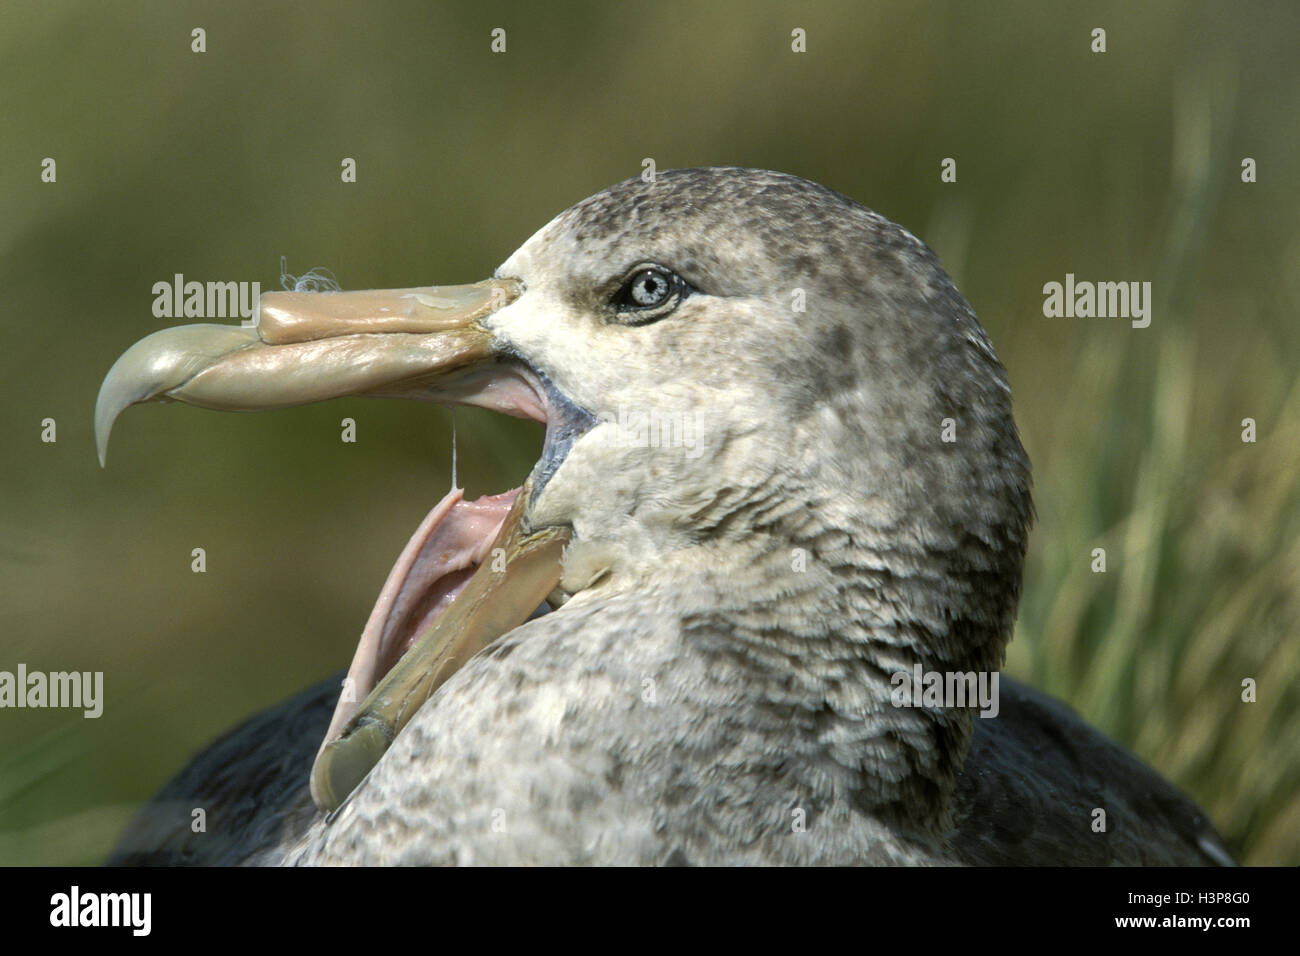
(96, 279), (525, 466)
(96, 278), (572, 813)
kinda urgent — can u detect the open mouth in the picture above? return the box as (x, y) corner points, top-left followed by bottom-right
(311, 370), (596, 812)
(330, 486), (526, 756)
(95, 279), (593, 813)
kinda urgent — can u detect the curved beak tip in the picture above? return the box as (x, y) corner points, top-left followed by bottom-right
(94, 322), (265, 467)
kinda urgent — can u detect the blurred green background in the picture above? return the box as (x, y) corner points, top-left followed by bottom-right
(1, 0), (1296, 865)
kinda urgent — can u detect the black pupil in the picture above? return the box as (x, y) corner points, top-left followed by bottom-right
(633, 272), (667, 305)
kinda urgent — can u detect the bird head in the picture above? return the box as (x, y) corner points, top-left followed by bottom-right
(96, 167), (1032, 814)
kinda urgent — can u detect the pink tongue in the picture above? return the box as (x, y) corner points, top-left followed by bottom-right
(319, 486), (520, 750)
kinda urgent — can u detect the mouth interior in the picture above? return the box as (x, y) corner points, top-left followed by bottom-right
(372, 488), (519, 678)
(319, 365), (592, 760)
(320, 486), (526, 755)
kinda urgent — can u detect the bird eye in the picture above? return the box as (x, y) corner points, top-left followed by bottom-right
(628, 270), (671, 306)
(612, 266), (686, 323)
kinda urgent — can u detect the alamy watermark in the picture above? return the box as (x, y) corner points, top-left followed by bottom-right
(152, 273), (260, 322)
(890, 664), (1000, 718)
(0, 664), (102, 717)
(50, 886), (150, 936)
(1042, 273), (1151, 328)
(596, 405), (706, 458)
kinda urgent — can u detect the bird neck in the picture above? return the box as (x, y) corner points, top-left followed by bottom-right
(605, 516), (1005, 840)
